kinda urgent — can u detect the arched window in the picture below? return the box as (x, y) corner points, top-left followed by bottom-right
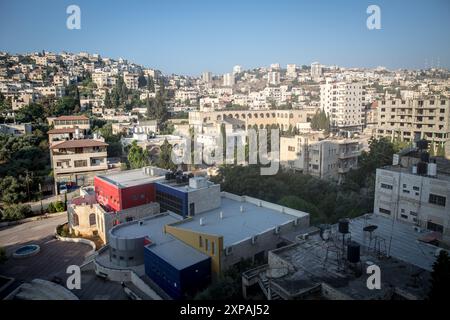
(72, 213), (79, 227)
(89, 213), (96, 226)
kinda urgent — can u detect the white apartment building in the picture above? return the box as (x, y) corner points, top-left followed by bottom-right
(311, 62), (322, 80)
(374, 154), (450, 242)
(123, 72), (139, 90)
(320, 80), (365, 131)
(233, 65), (242, 74)
(267, 71), (280, 86)
(280, 134), (360, 183)
(223, 73), (235, 87)
(92, 72), (116, 88)
(286, 64), (297, 79)
(202, 71), (212, 83)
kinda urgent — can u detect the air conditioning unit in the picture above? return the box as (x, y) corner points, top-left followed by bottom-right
(251, 235), (257, 245)
(225, 247), (232, 255)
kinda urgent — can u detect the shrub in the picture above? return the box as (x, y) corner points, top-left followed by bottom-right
(1, 204), (32, 221)
(47, 202), (56, 213)
(54, 201), (65, 212)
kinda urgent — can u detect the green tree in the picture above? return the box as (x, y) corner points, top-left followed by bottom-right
(157, 139), (177, 171)
(127, 141), (150, 169)
(310, 109), (330, 132)
(147, 75), (155, 93)
(1, 204), (32, 221)
(428, 250), (450, 300)
(0, 176), (27, 204)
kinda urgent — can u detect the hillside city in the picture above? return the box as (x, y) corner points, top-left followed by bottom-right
(0, 50), (449, 301)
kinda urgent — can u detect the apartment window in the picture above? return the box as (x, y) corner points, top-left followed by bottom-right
(288, 146), (295, 152)
(403, 184), (407, 188)
(429, 194), (446, 207)
(441, 100), (446, 105)
(74, 160), (87, 168)
(401, 208), (405, 213)
(211, 241), (215, 255)
(379, 208), (391, 215)
(400, 214), (408, 219)
(205, 239), (209, 251)
(199, 236), (203, 247)
(410, 211), (418, 217)
(413, 186), (420, 191)
(403, 189), (410, 194)
(381, 183), (393, 190)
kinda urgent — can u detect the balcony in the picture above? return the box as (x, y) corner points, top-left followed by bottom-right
(338, 150), (360, 159)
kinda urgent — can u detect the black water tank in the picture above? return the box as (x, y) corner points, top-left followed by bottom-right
(347, 242), (361, 263)
(176, 175), (183, 184)
(420, 152), (430, 163)
(182, 174), (188, 182)
(338, 218), (350, 234)
(417, 161), (427, 175)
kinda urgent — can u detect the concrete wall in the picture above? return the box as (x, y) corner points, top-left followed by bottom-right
(375, 168), (450, 239)
(221, 217), (309, 271)
(187, 184), (221, 215)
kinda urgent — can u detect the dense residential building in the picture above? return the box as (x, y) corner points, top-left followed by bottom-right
(280, 133), (360, 182)
(320, 80), (366, 131)
(50, 138), (109, 191)
(0, 122), (32, 136)
(286, 64), (297, 79)
(223, 72), (235, 87)
(376, 96), (450, 149)
(202, 71), (212, 83)
(267, 71), (280, 86)
(374, 148), (450, 242)
(311, 61), (322, 80)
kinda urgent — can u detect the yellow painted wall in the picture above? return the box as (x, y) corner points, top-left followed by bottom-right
(164, 224), (223, 277)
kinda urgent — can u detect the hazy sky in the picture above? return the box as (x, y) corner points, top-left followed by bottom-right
(1, 0), (449, 75)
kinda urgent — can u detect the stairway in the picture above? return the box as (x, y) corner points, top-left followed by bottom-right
(257, 275), (283, 300)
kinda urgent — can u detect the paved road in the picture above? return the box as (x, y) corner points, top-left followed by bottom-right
(0, 214), (67, 255)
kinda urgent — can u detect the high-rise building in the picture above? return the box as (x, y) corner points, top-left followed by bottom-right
(311, 62), (322, 80)
(232, 65), (242, 74)
(286, 64), (297, 79)
(376, 97), (450, 148)
(320, 80), (365, 131)
(223, 73), (235, 87)
(202, 71), (212, 83)
(267, 71), (280, 86)
(270, 63), (280, 71)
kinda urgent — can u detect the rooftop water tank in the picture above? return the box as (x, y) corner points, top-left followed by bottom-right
(338, 218), (350, 234)
(347, 241), (361, 263)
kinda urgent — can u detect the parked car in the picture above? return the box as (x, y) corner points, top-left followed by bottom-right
(59, 185), (68, 194)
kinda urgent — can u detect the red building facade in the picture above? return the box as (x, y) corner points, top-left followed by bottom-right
(94, 176), (157, 212)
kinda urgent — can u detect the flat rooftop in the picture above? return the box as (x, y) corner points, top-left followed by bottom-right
(111, 213), (180, 245)
(380, 164), (450, 182)
(146, 240), (209, 270)
(110, 213), (209, 270)
(97, 167), (167, 188)
(349, 214), (445, 271)
(173, 194), (308, 247)
(272, 236), (430, 299)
